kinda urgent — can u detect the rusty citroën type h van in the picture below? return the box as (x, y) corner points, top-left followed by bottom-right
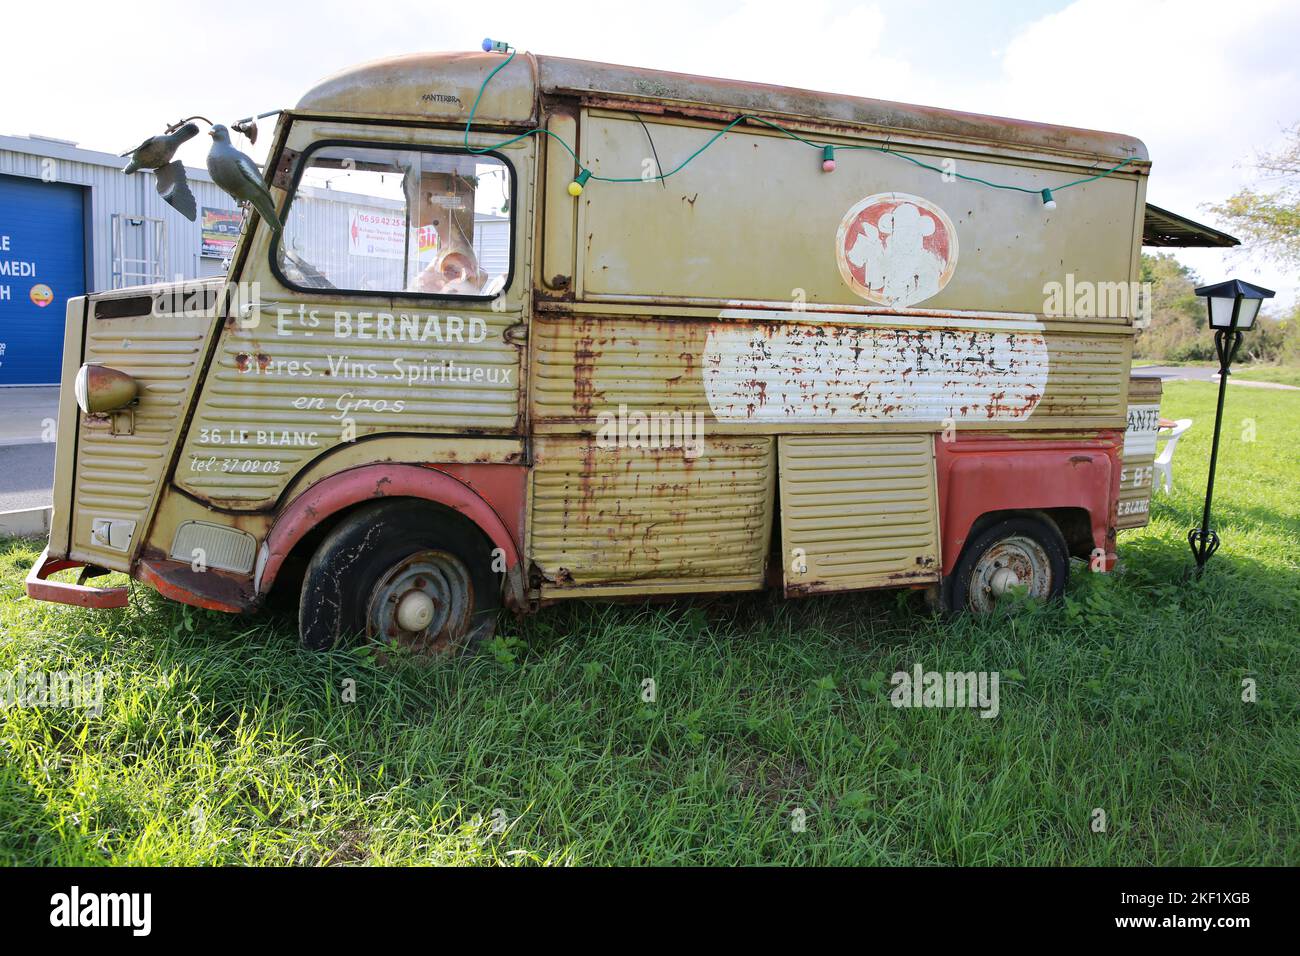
(27, 48), (1167, 651)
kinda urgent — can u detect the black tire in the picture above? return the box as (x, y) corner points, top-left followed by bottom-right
(943, 514), (1069, 614)
(299, 499), (501, 652)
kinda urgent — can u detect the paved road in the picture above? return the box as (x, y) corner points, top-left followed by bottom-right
(0, 388), (60, 514)
(1133, 365), (1299, 390)
(1132, 365), (1218, 382)
(0, 442), (55, 511)
(0, 387), (60, 446)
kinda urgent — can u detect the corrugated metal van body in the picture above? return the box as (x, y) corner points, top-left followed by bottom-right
(533, 310), (1132, 431)
(69, 286), (222, 571)
(529, 435), (775, 593)
(170, 297), (522, 508)
(528, 96), (1145, 597)
(779, 434), (941, 593)
(38, 51), (1152, 612)
(529, 305), (1133, 596)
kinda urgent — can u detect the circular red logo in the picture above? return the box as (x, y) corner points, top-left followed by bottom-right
(835, 193), (958, 307)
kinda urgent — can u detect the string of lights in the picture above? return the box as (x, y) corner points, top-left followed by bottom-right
(466, 41), (1136, 205)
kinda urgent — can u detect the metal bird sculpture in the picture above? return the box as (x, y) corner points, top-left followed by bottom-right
(206, 124), (282, 234)
(120, 122), (200, 221)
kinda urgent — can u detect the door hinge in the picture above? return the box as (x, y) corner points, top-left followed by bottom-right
(271, 147), (302, 190)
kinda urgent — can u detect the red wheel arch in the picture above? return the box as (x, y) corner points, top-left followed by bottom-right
(257, 463), (526, 605)
(934, 433), (1122, 574)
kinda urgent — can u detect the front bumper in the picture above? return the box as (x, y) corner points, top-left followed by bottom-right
(25, 548), (130, 609)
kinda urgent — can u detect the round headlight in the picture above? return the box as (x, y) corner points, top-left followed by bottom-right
(74, 364), (138, 415)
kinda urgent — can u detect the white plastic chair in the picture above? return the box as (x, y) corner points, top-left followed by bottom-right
(1154, 418), (1193, 494)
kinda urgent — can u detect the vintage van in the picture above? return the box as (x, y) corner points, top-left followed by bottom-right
(28, 48), (1180, 651)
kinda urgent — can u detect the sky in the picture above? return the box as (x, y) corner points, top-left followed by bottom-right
(2, 0), (1297, 305)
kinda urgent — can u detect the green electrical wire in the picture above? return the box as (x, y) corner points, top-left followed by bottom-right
(464, 46), (1136, 196)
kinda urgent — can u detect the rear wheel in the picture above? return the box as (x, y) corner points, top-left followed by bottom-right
(298, 500), (501, 653)
(944, 514), (1068, 614)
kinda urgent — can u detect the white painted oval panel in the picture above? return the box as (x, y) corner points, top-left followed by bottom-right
(703, 318), (1049, 424)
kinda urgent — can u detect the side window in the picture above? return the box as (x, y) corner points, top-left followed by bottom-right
(275, 144), (512, 298)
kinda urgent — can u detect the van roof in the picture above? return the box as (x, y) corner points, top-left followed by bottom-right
(296, 50), (1147, 164)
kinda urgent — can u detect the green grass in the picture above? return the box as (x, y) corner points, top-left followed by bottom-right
(1232, 365), (1300, 388)
(1, 380), (1297, 865)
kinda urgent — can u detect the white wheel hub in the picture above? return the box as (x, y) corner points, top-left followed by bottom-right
(989, 566), (1021, 596)
(395, 589), (436, 631)
(366, 549), (473, 653)
(967, 533), (1052, 613)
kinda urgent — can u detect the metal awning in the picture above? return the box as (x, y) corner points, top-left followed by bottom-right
(1143, 204), (1239, 248)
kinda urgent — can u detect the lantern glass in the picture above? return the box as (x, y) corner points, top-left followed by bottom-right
(1207, 294), (1262, 330)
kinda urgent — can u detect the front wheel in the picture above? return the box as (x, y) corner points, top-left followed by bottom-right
(943, 514), (1068, 614)
(299, 500), (501, 653)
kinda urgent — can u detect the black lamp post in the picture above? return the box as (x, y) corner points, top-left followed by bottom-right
(1187, 279), (1275, 571)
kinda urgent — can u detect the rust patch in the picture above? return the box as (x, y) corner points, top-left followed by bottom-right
(571, 315), (599, 419)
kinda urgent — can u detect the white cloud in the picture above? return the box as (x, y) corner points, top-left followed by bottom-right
(956, 0), (1300, 304)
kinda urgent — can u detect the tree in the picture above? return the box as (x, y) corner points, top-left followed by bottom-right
(1207, 124), (1300, 268)
(1135, 253), (1298, 364)
(1134, 253), (1211, 360)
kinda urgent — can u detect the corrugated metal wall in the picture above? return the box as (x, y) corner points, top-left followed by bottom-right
(530, 434), (775, 592)
(0, 135), (236, 291)
(778, 433), (940, 593)
(284, 187), (424, 291)
(473, 215), (510, 278)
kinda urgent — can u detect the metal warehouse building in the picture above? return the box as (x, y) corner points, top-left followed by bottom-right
(0, 133), (512, 387)
(0, 134), (234, 387)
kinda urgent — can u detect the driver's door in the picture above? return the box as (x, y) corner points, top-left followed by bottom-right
(171, 118), (533, 512)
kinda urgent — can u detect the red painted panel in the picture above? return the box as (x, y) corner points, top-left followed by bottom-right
(934, 432), (1122, 573)
(426, 462), (526, 548)
(25, 549), (129, 609)
(137, 552), (252, 614)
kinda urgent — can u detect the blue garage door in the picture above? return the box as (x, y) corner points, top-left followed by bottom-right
(0, 174), (86, 386)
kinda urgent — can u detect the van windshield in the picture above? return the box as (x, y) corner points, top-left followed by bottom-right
(275, 143), (512, 298)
